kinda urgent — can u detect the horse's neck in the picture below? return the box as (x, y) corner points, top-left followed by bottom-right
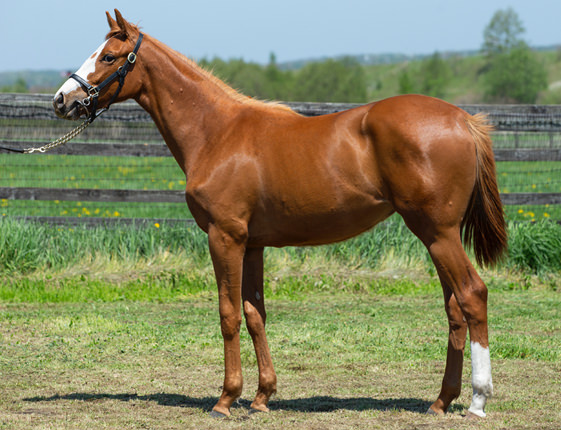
(135, 36), (239, 173)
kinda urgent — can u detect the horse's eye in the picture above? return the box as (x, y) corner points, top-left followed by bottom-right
(102, 54), (116, 63)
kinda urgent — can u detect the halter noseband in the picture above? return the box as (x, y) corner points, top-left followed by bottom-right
(71, 33), (144, 123)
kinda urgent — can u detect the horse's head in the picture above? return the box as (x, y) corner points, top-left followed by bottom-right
(54, 10), (143, 121)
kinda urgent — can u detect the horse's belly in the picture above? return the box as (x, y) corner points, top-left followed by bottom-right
(248, 197), (394, 247)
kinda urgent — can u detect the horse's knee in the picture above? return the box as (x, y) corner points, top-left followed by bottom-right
(220, 313), (242, 340)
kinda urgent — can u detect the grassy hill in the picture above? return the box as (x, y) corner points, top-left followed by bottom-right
(363, 48), (561, 104)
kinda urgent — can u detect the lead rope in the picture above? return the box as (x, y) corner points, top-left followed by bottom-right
(23, 118), (92, 154)
(0, 117), (92, 154)
(1, 33), (144, 155)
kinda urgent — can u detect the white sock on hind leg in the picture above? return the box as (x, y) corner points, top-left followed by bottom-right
(468, 341), (493, 417)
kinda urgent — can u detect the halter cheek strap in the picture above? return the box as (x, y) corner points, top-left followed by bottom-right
(71, 33), (144, 123)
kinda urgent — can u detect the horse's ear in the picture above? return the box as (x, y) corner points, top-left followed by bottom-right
(114, 9), (135, 38)
(106, 11), (119, 33)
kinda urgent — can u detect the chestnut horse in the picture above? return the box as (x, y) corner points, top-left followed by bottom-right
(54, 10), (507, 419)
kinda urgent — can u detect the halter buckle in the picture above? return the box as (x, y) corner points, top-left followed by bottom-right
(127, 52), (137, 64)
(88, 87), (100, 98)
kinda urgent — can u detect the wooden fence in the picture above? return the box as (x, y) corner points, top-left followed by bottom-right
(1, 94), (561, 225)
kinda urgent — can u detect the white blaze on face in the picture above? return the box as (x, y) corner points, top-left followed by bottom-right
(468, 341), (493, 417)
(55, 40), (108, 98)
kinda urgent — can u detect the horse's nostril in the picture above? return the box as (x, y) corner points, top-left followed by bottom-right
(53, 93), (67, 116)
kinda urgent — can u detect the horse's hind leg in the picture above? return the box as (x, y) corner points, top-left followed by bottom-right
(403, 216), (493, 417)
(241, 247), (277, 412)
(424, 229), (493, 417)
(429, 285), (468, 415)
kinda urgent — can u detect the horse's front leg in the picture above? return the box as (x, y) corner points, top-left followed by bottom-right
(208, 224), (247, 418)
(242, 247), (277, 412)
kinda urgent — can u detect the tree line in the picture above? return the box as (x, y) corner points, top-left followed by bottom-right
(397, 8), (548, 103)
(205, 8), (549, 105)
(199, 54), (368, 103)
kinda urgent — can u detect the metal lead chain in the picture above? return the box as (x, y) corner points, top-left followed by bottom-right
(24, 119), (92, 154)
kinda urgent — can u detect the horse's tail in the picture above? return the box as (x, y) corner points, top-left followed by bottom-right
(461, 113), (508, 267)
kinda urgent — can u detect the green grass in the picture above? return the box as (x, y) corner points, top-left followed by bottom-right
(0, 217), (559, 300)
(0, 216), (559, 428)
(0, 290), (559, 429)
(0, 153), (184, 190)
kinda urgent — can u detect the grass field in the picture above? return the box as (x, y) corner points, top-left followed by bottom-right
(1, 290), (560, 429)
(0, 216), (560, 428)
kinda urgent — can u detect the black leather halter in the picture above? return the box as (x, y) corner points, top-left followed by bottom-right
(71, 33), (144, 123)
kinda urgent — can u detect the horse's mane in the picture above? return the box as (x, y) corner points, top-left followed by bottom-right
(105, 27), (295, 114)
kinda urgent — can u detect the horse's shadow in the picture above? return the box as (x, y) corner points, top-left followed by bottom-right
(24, 392), (464, 414)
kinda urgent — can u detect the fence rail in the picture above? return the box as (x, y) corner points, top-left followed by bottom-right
(2, 142), (560, 161)
(0, 187), (184, 203)
(1, 94), (560, 225)
(5, 93), (561, 130)
(1, 186), (559, 206)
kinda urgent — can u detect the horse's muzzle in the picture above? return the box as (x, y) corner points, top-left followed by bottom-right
(53, 93), (88, 120)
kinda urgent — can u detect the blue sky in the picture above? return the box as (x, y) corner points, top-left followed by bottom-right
(1, 0), (560, 71)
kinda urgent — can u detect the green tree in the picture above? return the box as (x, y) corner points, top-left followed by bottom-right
(482, 7), (525, 56)
(199, 56), (293, 101)
(420, 52), (451, 98)
(481, 8), (547, 103)
(292, 57), (367, 103)
(264, 52), (293, 100)
(483, 46), (547, 103)
(199, 57), (268, 99)
(398, 69), (415, 94)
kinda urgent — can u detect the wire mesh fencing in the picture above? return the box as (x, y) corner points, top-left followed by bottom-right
(1, 94), (560, 223)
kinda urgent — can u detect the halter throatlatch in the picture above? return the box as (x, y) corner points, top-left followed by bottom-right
(0, 33), (144, 154)
(71, 33), (144, 123)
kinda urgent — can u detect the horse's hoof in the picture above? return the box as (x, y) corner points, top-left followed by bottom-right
(466, 410), (485, 419)
(249, 407), (269, 415)
(427, 406), (444, 416)
(209, 410), (229, 419)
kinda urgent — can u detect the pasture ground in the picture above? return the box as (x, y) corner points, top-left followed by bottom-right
(1, 286), (559, 429)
